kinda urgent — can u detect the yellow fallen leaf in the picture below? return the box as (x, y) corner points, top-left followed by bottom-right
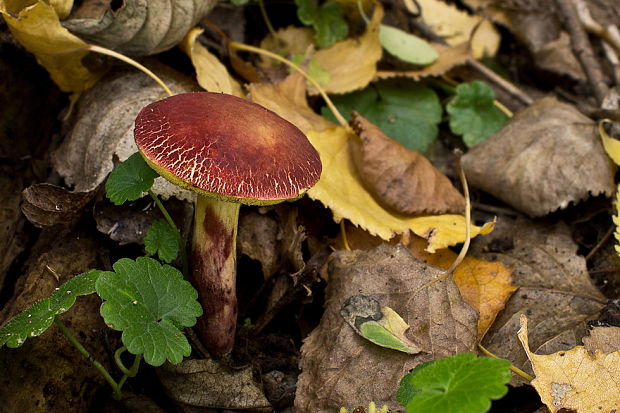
(259, 25), (314, 67)
(306, 126), (494, 251)
(309, 4), (383, 95)
(180, 27), (244, 97)
(518, 315), (620, 413)
(1, 0), (102, 92)
(599, 120), (620, 257)
(249, 73), (335, 134)
(416, 0), (500, 59)
(407, 237), (517, 340)
(48, 0), (72, 19)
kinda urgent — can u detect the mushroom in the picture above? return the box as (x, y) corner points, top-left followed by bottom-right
(134, 92), (322, 356)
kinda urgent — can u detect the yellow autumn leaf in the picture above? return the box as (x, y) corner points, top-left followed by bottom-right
(518, 315), (620, 413)
(599, 120), (620, 257)
(306, 126), (494, 251)
(259, 25), (315, 67)
(415, 0), (500, 59)
(48, 0), (72, 19)
(180, 27), (244, 97)
(309, 4), (383, 95)
(1, 0), (102, 93)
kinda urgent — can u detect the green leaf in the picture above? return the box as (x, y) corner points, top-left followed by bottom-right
(397, 353), (512, 413)
(340, 295), (420, 354)
(295, 0), (348, 48)
(96, 257), (203, 366)
(290, 54), (331, 87)
(144, 219), (179, 263)
(105, 152), (159, 205)
(0, 270), (101, 348)
(379, 25), (438, 65)
(322, 81), (442, 152)
(446, 81), (509, 148)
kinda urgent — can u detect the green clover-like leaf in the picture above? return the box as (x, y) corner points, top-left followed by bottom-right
(397, 353), (512, 413)
(322, 81), (442, 152)
(144, 219), (179, 263)
(0, 270), (101, 348)
(105, 152), (158, 205)
(446, 81), (509, 148)
(295, 0), (348, 48)
(96, 257), (202, 366)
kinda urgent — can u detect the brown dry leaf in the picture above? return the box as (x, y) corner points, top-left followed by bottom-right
(180, 27), (244, 97)
(375, 42), (472, 81)
(350, 112), (465, 215)
(309, 4), (383, 95)
(518, 315), (620, 412)
(306, 126), (494, 251)
(1, 0), (101, 93)
(471, 217), (608, 384)
(0, 165), (27, 289)
(462, 97), (615, 217)
(406, 237), (517, 341)
(415, 0), (500, 59)
(21, 184), (95, 228)
(52, 66), (199, 201)
(582, 325), (620, 354)
(156, 358), (271, 410)
(295, 244), (478, 412)
(62, 0), (216, 56)
(249, 73), (336, 134)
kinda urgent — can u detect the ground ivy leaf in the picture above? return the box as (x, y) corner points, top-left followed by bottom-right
(105, 152), (158, 205)
(0, 270), (101, 348)
(397, 353), (512, 413)
(446, 81), (508, 148)
(295, 0), (348, 48)
(96, 257), (203, 366)
(144, 219), (179, 263)
(379, 25), (438, 65)
(322, 81), (442, 152)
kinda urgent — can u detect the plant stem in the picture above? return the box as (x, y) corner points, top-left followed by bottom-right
(117, 352), (142, 390)
(148, 190), (189, 277)
(228, 41), (350, 130)
(477, 342), (535, 382)
(86, 44), (173, 97)
(54, 318), (122, 400)
(258, 0), (276, 37)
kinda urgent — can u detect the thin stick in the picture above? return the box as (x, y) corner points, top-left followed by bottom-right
(228, 41), (350, 130)
(478, 342), (535, 382)
(149, 190), (189, 277)
(468, 60), (533, 107)
(86, 44), (173, 97)
(585, 225), (615, 261)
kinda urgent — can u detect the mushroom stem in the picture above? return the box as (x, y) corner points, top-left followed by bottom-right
(192, 195), (241, 357)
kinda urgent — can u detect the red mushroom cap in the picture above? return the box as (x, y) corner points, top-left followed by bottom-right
(134, 92), (322, 204)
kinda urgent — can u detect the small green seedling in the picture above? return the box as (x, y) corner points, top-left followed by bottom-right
(0, 258), (202, 399)
(446, 81), (509, 148)
(397, 353), (512, 413)
(295, 0), (348, 48)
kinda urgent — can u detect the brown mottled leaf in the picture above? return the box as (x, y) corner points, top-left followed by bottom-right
(62, 0), (216, 56)
(52, 66), (199, 201)
(295, 244), (478, 412)
(21, 184), (94, 228)
(462, 97), (615, 217)
(350, 112), (465, 215)
(582, 325), (620, 354)
(471, 217), (607, 384)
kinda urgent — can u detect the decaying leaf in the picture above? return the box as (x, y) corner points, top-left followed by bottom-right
(0, 0), (101, 92)
(180, 27), (243, 97)
(0, 166), (27, 288)
(61, 0), (215, 56)
(21, 183), (94, 228)
(306, 126), (494, 251)
(415, 0), (500, 59)
(52, 67), (198, 201)
(249, 73), (335, 134)
(308, 4), (383, 95)
(462, 97), (615, 217)
(375, 42), (472, 81)
(582, 325), (620, 354)
(518, 315), (620, 412)
(350, 112), (465, 215)
(471, 217), (607, 383)
(157, 358), (271, 410)
(295, 244), (478, 412)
